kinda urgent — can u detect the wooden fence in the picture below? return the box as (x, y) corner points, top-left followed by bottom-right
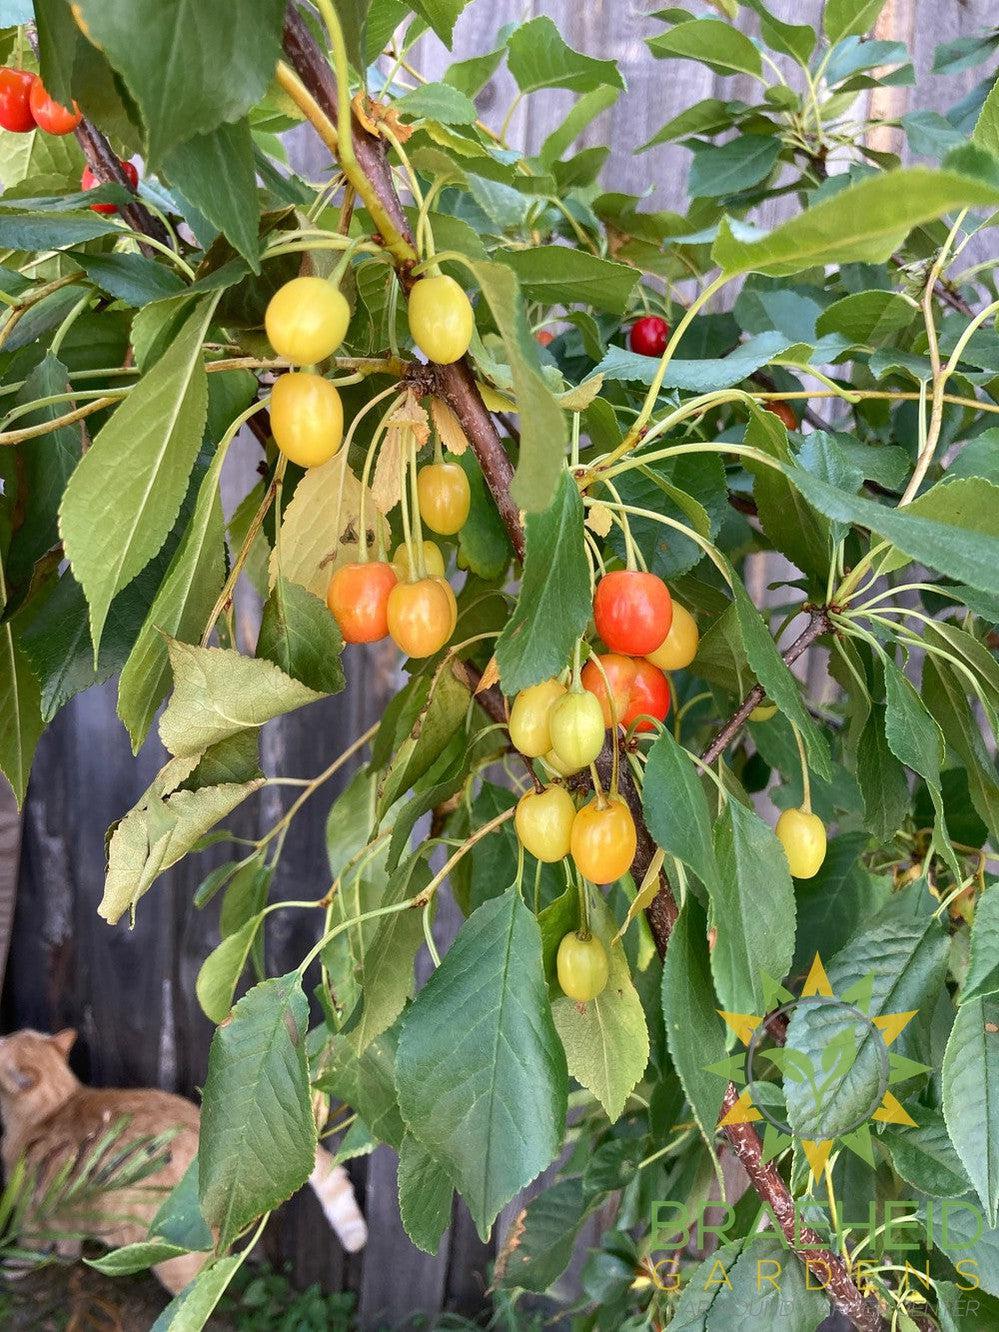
(0, 1), (993, 1325)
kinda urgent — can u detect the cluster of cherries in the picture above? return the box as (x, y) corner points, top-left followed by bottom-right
(508, 571), (701, 1002)
(264, 271), (476, 660)
(0, 67), (82, 136)
(0, 67), (142, 213)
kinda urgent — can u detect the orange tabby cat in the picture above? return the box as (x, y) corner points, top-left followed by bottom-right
(0, 1029), (367, 1293)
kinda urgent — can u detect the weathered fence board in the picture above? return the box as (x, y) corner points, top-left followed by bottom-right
(3, 1), (994, 1325)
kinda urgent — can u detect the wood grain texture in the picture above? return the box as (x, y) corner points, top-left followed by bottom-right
(4, 2), (995, 1324)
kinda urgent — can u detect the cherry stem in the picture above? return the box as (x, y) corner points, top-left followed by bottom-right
(791, 721), (812, 815)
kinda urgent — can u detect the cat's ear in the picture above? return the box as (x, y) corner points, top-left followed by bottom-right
(50, 1029), (77, 1059)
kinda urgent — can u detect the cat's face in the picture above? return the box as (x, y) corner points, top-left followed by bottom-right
(0, 1029), (77, 1122)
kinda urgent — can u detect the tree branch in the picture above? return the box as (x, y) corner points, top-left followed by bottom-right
(73, 120), (170, 247)
(279, 15), (877, 1326)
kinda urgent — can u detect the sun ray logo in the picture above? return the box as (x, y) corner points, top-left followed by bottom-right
(704, 954), (930, 1178)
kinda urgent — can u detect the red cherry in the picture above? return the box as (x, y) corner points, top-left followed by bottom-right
(0, 68), (37, 133)
(593, 570), (673, 657)
(81, 160), (138, 213)
(627, 659), (671, 732)
(535, 330), (555, 347)
(28, 79), (82, 135)
(629, 315), (670, 358)
(766, 400), (797, 431)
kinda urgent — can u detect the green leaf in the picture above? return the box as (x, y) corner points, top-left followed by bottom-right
(195, 913), (262, 1024)
(158, 641), (324, 758)
(973, 76), (999, 158)
(780, 471), (999, 596)
(688, 134), (780, 199)
(497, 247), (639, 316)
(75, 0), (288, 166)
(923, 655), (999, 848)
(824, 0), (887, 45)
(495, 1176), (595, 1292)
(596, 330), (791, 392)
(744, 401), (830, 588)
(396, 890), (568, 1239)
(395, 82), (477, 125)
(882, 656), (958, 879)
(713, 166), (999, 276)
(117, 454), (226, 752)
(741, 0), (815, 65)
(98, 759), (262, 924)
(727, 567), (831, 780)
(467, 259), (566, 512)
(34, 0), (80, 110)
(943, 997), (999, 1226)
(88, 1240), (193, 1276)
(815, 290), (918, 344)
(792, 834), (892, 974)
(150, 1254), (243, 1332)
(397, 1132), (452, 1255)
(455, 450), (512, 580)
(551, 896), (650, 1122)
(59, 297), (218, 660)
(77, 252), (188, 306)
(885, 1109), (971, 1199)
(538, 86), (620, 167)
(961, 886), (999, 1005)
(857, 703), (910, 841)
(785, 886), (948, 1141)
(163, 120), (261, 272)
(409, 0), (467, 45)
(377, 668), (470, 814)
(495, 472), (590, 695)
(332, 0), (373, 72)
(342, 859), (428, 1054)
(648, 18), (762, 79)
(661, 897), (726, 1149)
(256, 579), (345, 697)
(317, 1029), (405, 1150)
(711, 799), (796, 1016)
(668, 1236), (828, 1331)
(0, 356), (82, 592)
(150, 1158), (214, 1250)
(507, 16), (624, 94)
(642, 727), (720, 896)
(0, 210), (120, 249)
(0, 593), (44, 808)
(199, 973), (316, 1249)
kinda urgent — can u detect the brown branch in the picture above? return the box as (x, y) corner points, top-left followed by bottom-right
(73, 121), (169, 247)
(281, 15), (877, 1325)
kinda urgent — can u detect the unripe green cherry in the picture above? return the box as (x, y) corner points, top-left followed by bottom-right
(557, 932), (609, 1002)
(775, 807), (827, 879)
(509, 678), (566, 758)
(750, 699), (778, 722)
(548, 690), (605, 774)
(515, 786), (576, 863)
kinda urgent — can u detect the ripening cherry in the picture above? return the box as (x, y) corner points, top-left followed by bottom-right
(270, 372), (343, 468)
(515, 786), (576, 863)
(571, 796), (637, 885)
(629, 315), (670, 358)
(557, 932), (609, 1002)
(509, 679), (566, 758)
(81, 160), (138, 213)
(29, 79), (82, 134)
(0, 69), (37, 133)
(535, 330), (555, 347)
(593, 570), (673, 657)
(775, 807), (827, 879)
(547, 690), (606, 773)
(646, 601), (699, 672)
(326, 561), (397, 644)
(386, 577), (454, 658)
(407, 274), (474, 365)
(581, 653), (670, 733)
(392, 539), (445, 580)
(265, 276), (351, 365)
(767, 400), (797, 431)
(416, 462), (470, 536)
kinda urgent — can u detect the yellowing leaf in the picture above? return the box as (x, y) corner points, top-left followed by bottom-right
(430, 396), (468, 455)
(271, 450), (388, 596)
(585, 502), (614, 538)
(558, 375), (603, 411)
